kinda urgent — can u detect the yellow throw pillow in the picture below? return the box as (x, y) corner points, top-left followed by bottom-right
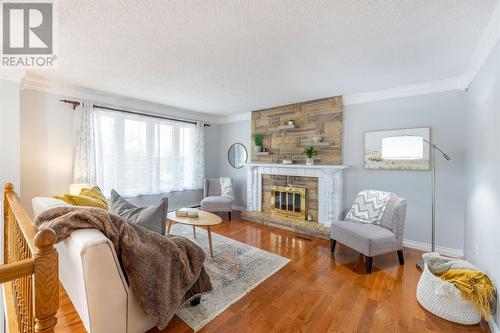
(79, 186), (109, 208)
(55, 186), (109, 210)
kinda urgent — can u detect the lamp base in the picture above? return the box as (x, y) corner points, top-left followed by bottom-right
(416, 258), (424, 270)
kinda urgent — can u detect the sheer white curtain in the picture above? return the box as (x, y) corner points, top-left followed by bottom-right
(94, 109), (205, 197)
(193, 121), (205, 189)
(73, 101), (96, 185)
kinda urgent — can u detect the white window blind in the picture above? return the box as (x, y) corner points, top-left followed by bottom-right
(94, 109), (205, 197)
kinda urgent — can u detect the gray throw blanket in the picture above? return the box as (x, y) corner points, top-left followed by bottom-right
(423, 252), (478, 274)
(33, 206), (213, 330)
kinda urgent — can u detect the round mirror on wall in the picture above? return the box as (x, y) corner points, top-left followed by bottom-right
(228, 143), (248, 169)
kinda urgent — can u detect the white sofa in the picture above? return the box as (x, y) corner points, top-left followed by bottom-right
(32, 197), (156, 333)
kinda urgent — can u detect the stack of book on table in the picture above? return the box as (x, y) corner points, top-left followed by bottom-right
(175, 208), (199, 218)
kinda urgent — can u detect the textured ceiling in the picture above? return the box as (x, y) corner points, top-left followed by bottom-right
(30, 0), (497, 115)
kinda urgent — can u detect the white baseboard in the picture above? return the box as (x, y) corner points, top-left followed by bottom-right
(403, 239), (463, 258)
(489, 317), (500, 333)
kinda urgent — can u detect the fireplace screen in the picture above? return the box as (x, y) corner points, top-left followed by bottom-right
(271, 186), (306, 220)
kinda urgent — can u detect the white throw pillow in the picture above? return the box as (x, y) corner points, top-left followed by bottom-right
(345, 190), (392, 224)
(220, 177), (234, 200)
(32, 197), (69, 217)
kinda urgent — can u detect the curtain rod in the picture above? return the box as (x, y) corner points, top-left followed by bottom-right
(59, 99), (210, 127)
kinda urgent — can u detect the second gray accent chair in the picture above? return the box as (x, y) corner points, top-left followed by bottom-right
(201, 178), (233, 220)
(330, 193), (407, 274)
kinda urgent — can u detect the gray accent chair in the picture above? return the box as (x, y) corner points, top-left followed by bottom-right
(330, 193), (407, 274)
(201, 178), (233, 220)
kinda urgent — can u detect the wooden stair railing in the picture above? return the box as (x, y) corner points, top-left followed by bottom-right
(1, 183), (58, 333)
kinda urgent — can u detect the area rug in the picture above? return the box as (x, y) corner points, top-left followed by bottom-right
(171, 223), (290, 331)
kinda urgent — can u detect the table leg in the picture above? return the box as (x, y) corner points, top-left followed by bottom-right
(207, 226), (213, 258)
(193, 225), (196, 238)
(167, 220), (172, 235)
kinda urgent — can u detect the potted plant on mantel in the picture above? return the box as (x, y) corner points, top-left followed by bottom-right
(252, 133), (263, 153)
(303, 146), (318, 165)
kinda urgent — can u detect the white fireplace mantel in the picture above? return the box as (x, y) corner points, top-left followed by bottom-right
(246, 163), (349, 227)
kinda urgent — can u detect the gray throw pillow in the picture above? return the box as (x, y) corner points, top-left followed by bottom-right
(110, 189), (168, 235)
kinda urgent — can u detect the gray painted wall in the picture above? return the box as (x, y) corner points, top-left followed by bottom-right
(217, 92), (468, 252)
(20, 89), (74, 217)
(205, 126), (220, 178)
(0, 80), (21, 191)
(464, 40), (500, 325)
(216, 121), (251, 209)
(344, 91), (467, 252)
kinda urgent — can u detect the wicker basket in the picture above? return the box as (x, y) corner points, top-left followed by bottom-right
(416, 262), (481, 325)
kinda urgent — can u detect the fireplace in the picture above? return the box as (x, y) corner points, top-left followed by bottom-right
(246, 163), (348, 230)
(243, 163), (347, 238)
(271, 185), (306, 220)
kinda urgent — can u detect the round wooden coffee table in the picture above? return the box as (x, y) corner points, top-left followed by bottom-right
(166, 211), (222, 257)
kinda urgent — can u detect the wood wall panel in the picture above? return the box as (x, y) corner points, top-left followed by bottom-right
(251, 96), (343, 164)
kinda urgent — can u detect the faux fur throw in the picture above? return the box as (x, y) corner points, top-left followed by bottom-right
(33, 206), (213, 330)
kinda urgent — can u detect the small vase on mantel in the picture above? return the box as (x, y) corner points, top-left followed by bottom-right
(255, 146), (262, 153)
(306, 158), (314, 165)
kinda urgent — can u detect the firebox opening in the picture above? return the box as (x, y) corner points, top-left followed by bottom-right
(271, 185), (307, 220)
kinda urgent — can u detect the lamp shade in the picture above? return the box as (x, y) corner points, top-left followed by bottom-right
(382, 136), (423, 160)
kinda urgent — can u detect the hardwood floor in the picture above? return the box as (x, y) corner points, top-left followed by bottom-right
(55, 212), (491, 333)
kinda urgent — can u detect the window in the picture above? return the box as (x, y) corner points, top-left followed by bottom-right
(94, 109), (204, 197)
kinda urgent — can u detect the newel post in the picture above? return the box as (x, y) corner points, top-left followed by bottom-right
(3, 183), (14, 264)
(33, 228), (58, 333)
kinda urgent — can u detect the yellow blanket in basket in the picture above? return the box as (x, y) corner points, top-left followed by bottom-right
(439, 269), (495, 320)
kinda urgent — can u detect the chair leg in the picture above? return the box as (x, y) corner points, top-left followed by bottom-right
(365, 256), (373, 274)
(330, 239), (336, 253)
(228, 211), (231, 221)
(397, 250), (404, 265)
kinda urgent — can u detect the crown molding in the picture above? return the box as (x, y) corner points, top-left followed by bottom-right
(463, 0), (500, 87)
(0, 69), (26, 84)
(343, 76), (467, 105)
(21, 75), (220, 125)
(217, 112), (251, 124)
(216, 76), (468, 122)
(21, 75), (55, 91)
(20, 73), (473, 125)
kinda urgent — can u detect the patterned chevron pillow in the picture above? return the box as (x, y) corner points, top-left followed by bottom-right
(345, 190), (392, 224)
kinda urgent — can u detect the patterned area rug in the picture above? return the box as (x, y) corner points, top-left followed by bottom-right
(171, 223), (290, 332)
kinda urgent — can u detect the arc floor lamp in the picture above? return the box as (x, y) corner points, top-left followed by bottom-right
(381, 135), (451, 270)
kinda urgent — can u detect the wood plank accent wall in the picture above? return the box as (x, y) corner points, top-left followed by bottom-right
(251, 96), (343, 164)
